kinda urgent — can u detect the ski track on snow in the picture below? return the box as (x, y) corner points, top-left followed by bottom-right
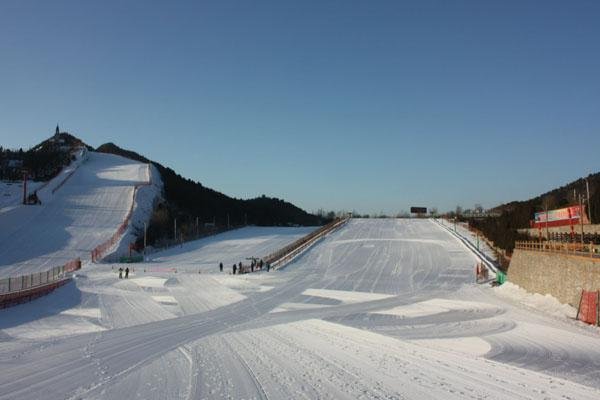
(1, 217), (600, 399)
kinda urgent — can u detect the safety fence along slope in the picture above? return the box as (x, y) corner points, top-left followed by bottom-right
(0, 258), (81, 309)
(434, 219), (500, 281)
(264, 218), (349, 270)
(91, 164), (151, 262)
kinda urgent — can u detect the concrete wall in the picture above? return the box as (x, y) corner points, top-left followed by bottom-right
(508, 249), (600, 307)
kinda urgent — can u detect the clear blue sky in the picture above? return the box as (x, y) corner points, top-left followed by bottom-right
(1, 1), (599, 215)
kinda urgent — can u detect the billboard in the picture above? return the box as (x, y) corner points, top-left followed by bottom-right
(410, 207), (427, 214)
(531, 205), (588, 228)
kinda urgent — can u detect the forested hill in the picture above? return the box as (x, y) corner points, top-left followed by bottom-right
(468, 172), (600, 252)
(1, 132), (90, 181)
(488, 172), (600, 228)
(96, 142), (324, 239)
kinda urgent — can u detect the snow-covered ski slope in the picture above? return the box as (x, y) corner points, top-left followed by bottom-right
(0, 152), (150, 278)
(149, 226), (316, 273)
(1, 219), (600, 399)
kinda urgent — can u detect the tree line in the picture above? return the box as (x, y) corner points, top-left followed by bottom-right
(96, 143), (329, 247)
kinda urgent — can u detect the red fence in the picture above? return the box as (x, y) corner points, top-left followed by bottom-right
(0, 258), (81, 308)
(577, 290), (599, 326)
(91, 165), (151, 263)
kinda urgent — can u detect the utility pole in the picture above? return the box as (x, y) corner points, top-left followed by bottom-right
(586, 178), (592, 224)
(143, 221), (148, 261)
(580, 194), (585, 248)
(22, 171), (27, 205)
(545, 205), (549, 241)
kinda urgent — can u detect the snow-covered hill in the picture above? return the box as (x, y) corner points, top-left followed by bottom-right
(0, 151), (160, 278)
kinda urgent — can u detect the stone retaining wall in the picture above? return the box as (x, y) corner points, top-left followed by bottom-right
(508, 249), (600, 306)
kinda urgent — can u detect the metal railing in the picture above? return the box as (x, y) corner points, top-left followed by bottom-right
(515, 240), (600, 259)
(264, 218), (349, 269)
(0, 258), (81, 296)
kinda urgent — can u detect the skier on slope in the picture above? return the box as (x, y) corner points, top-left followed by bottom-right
(219, 262), (223, 272)
(233, 264), (237, 275)
(118, 267), (123, 279)
(125, 267), (129, 279)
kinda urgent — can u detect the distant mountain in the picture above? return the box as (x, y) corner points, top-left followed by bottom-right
(96, 142), (326, 245)
(468, 172), (600, 253)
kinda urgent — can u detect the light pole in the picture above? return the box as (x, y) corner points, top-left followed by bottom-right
(22, 171), (28, 204)
(586, 178), (592, 224)
(580, 194), (585, 248)
(545, 205), (549, 241)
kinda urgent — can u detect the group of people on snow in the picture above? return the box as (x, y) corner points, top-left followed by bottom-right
(118, 266), (130, 279)
(221, 259), (270, 275)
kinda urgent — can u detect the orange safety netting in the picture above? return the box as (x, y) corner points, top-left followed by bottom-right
(91, 168), (151, 263)
(577, 290), (599, 325)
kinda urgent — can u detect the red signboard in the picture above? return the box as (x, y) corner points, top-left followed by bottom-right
(531, 205), (588, 228)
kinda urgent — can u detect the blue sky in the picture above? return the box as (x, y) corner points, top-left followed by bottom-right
(1, 1), (599, 214)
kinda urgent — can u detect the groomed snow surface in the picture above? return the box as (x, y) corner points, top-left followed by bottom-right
(0, 151), (155, 278)
(1, 219), (600, 399)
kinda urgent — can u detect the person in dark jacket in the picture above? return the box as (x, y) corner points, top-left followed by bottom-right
(118, 267), (123, 279)
(125, 267), (129, 279)
(219, 262), (223, 272)
(233, 264), (237, 275)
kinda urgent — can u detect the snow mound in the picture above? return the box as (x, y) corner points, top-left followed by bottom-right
(374, 298), (497, 318)
(493, 282), (577, 319)
(302, 288), (395, 304)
